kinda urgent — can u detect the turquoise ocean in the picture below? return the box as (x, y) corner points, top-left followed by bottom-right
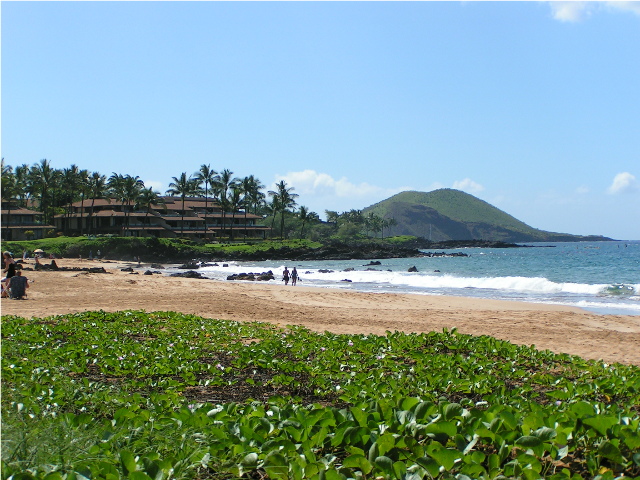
(167, 241), (640, 316)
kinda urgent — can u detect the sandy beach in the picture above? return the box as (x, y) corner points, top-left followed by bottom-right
(2, 258), (639, 366)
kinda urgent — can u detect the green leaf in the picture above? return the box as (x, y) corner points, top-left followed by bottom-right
(443, 403), (463, 421)
(241, 452), (259, 468)
(598, 440), (624, 464)
(582, 416), (618, 436)
(128, 472), (153, 480)
(374, 456), (394, 476)
(532, 426), (557, 441)
(377, 433), (396, 456)
(427, 444), (460, 471)
(515, 436), (543, 448)
(342, 454), (373, 474)
(119, 450), (137, 474)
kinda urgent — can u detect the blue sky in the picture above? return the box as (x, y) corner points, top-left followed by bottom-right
(2, 1), (639, 240)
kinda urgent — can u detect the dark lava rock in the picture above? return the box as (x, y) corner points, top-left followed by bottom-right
(171, 271), (206, 279)
(121, 267), (134, 272)
(408, 266), (418, 272)
(178, 262), (199, 269)
(343, 267), (355, 272)
(318, 269), (334, 273)
(341, 279), (352, 282)
(150, 263), (165, 269)
(364, 261), (381, 266)
(227, 270), (275, 281)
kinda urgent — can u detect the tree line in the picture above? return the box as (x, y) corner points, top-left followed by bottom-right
(2, 158), (395, 241)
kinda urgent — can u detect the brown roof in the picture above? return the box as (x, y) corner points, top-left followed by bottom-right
(1, 207), (44, 215)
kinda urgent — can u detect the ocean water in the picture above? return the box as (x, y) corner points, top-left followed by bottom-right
(166, 241), (640, 316)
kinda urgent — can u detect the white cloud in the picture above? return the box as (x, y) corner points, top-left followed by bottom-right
(575, 185), (590, 194)
(550, 2), (594, 22)
(274, 170), (391, 198)
(549, 1), (640, 22)
(143, 180), (165, 193)
(452, 178), (484, 194)
(607, 172), (638, 194)
(605, 1), (640, 16)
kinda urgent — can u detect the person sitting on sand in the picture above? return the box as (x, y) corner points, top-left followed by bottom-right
(282, 267), (290, 286)
(291, 267), (299, 286)
(2, 251), (17, 291)
(7, 270), (29, 300)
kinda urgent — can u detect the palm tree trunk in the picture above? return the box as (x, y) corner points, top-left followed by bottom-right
(180, 196), (185, 237)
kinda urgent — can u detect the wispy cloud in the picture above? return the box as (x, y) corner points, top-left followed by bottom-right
(550, 1), (594, 22)
(549, 1), (640, 22)
(452, 178), (484, 194)
(607, 172), (638, 194)
(144, 180), (165, 193)
(274, 170), (385, 198)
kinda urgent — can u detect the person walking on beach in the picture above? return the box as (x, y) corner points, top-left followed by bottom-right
(282, 267), (290, 286)
(291, 267), (299, 286)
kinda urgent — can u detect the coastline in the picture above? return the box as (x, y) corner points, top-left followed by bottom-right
(2, 258), (639, 366)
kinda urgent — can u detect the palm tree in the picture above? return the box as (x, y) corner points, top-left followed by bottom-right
(268, 180), (298, 239)
(214, 169), (240, 239)
(1, 160), (19, 240)
(194, 164), (217, 237)
(62, 165), (82, 235)
(108, 173), (144, 235)
(87, 172), (108, 236)
(297, 206), (309, 239)
(166, 172), (200, 237)
(14, 164), (31, 207)
(77, 169), (90, 236)
(227, 185), (244, 240)
(240, 175), (265, 237)
(137, 186), (164, 235)
(27, 159), (56, 224)
(265, 195), (281, 238)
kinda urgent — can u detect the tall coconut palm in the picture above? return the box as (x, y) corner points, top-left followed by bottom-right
(77, 169), (90, 235)
(62, 165), (82, 235)
(108, 173), (144, 235)
(240, 175), (265, 236)
(27, 159), (56, 224)
(226, 185), (244, 240)
(265, 195), (281, 238)
(87, 172), (108, 236)
(297, 206), (310, 239)
(137, 186), (164, 235)
(214, 169), (240, 239)
(194, 164), (217, 237)
(268, 180), (298, 239)
(166, 172), (200, 237)
(14, 164), (31, 207)
(1, 160), (19, 240)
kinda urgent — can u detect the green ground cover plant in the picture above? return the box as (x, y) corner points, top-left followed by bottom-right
(2, 238), (322, 262)
(2, 311), (639, 480)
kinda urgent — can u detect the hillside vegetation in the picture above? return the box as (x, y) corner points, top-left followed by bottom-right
(363, 189), (611, 243)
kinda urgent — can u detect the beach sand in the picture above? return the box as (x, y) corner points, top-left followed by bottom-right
(3, 258), (639, 366)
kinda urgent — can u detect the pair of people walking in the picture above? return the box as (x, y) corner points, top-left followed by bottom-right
(282, 267), (299, 286)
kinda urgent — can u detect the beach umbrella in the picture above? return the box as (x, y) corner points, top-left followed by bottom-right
(34, 249), (44, 253)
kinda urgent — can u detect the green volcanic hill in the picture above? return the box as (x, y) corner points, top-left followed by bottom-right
(363, 189), (611, 242)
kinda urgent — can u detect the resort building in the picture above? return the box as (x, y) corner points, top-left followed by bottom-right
(52, 196), (270, 239)
(1, 200), (56, 241)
